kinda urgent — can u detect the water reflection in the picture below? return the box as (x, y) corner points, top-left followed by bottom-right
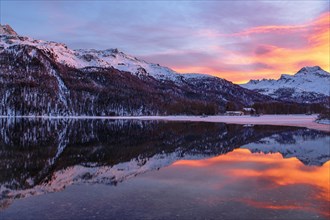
(172, 149), (329, 217)
(0, 118), (329, 219)
(241, 131), (330, 166)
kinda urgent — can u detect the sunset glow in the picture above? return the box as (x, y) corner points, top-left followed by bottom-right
(1, 1), (330, 218)
(175, 12), (330, 83)
(1, 1), (329, 83)
(173, 149), (330, 204)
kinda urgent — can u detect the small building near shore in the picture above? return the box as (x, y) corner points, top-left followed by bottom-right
(243, 108), (256, 115)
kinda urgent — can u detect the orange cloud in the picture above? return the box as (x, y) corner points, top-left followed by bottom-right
(249, 13), (329, 75)
(173, 12), (330, 83)
(230, 24), (308, 36)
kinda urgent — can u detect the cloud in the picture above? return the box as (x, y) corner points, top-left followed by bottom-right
(191, 1), (329, 33)
(255, 45), (275, 55)
(1, 1), (329, 83)
(134, 7), (330, 83)
(176, 12), (330, 83)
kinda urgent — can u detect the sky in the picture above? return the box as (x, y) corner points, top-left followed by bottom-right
(0, 0), (329, 83)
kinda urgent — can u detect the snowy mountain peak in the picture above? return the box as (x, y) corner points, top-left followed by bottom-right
(0, 32), (184, 82)
(279, 74), (292, 79)
(0, 30), (231, 84)
(241, 66), (330, 103)
(0, 24), (18, 36)
(296, 66), (328, 76)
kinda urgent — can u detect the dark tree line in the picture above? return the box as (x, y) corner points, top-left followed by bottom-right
(252, 102), (327, 114)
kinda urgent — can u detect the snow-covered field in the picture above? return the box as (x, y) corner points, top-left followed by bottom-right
(115, 115), (329, 132)
(2, 114), (329, 132)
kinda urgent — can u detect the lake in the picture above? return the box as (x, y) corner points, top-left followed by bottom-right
(0, 118), (329, 219)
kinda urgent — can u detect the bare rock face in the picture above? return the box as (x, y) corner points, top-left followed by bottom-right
(0, 24), (18, 36)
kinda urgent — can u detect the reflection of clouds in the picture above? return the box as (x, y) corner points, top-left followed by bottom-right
(237, 198), (329, 217)
(171, 149), (330, 217)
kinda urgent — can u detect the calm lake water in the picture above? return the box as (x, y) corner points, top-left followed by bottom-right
(0, 118), (329, 220)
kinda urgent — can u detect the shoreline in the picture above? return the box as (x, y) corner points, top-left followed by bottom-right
(1, 114), (329, 132)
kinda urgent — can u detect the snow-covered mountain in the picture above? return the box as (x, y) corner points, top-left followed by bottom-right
(0, 24), (224, 83)
(0, 34), (181, 82)
(0, 24), (272, 116)
(241, 66), (330, 103)
(0, 24), (17, 36)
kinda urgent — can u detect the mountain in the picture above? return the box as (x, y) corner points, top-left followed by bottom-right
(0, 24), (17, 36)
(0, 24), (272, 116)
(241, 66), (330, 103)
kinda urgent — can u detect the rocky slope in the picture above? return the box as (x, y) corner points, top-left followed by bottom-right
(241, 66), (330, 104)
(0, 24), (17, 36)
(0, 24), (273, 116)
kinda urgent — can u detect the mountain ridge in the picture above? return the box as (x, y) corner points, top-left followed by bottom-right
(241, 66), (330, 103)
(0, 27), (276, 116)
(0, 24), (17, 36)
(0, 25), (328, 115)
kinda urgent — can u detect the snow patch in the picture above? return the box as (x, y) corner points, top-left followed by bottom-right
(316, 119), (330, 125)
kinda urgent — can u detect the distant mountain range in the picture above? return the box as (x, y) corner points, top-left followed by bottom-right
(0, 24), (329, 116)
(241, 66), (330, 103)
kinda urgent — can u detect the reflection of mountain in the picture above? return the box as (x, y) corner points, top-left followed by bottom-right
(241, 130), (330, 166)
(0, 119), (329, 209)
